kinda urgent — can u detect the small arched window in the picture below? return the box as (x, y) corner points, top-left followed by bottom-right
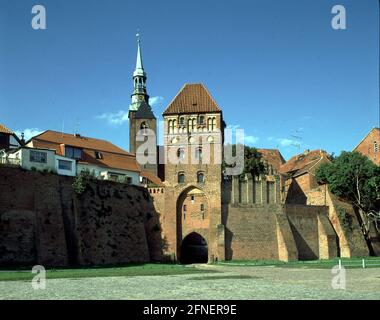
(178, 172), (185, 183)
(207, 117), (216, 131)
(199, 115), (205, 125)
(168, 120), (173, 134)
(195, 147), (203, 161)
(179, 117), (185, 126)
(197, 172), (205, 183)
(140, 122), (149, 135)
(177, 148), (185, 160)
(211, 118), (216, 131)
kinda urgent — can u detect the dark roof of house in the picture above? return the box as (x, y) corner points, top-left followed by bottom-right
(163, 83), (221, 115)
(257, 148), (286, 172)
(0, 124), (14, 134)
(141, 170), (165, 187)
(279, 149), (330, 175)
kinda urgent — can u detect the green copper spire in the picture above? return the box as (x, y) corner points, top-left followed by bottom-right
(133, 33), (146, 77)
(129, 33), (149, 112)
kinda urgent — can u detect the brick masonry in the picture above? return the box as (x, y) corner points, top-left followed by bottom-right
(0, 166), (163, 267)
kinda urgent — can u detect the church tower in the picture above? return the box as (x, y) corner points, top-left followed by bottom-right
(128, 34), (157, 175)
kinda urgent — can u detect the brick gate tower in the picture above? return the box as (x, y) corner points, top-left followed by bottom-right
(161, 83), (226, 263)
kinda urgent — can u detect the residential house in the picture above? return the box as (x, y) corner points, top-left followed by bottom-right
(26, 130), (141, 184)
(0, 124), (22, 151)
(0, 146), (76, 176)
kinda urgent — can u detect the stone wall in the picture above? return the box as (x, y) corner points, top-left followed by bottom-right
(284, 205), (338, 260)
(0, 166), (163, 267)
(222, 203), (296, 261)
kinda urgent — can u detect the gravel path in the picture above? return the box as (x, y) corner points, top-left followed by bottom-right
(1, 265), (379, 300)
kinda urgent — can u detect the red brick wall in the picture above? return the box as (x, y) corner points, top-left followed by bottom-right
(354, 129), (380, 165)
(0, 166), (163, 267)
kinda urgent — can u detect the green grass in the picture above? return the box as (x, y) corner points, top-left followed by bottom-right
(215, 257), (380, 269)
(0, 263), (217, 282)
(188, 275), (259, 281)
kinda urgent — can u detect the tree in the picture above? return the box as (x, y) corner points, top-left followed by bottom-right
(316, 151), (380, 231)
(223, 144), (266, 179)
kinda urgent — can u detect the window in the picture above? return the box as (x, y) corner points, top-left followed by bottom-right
(183, 205), (187, 212)
(95, 151), (102, 159)
(188, 118), (196, 132)
(200, 204), (205, 211)
(195, 147), (203, 161)
(199, 115), (205, 125)
(140, 122), (149, 135)
(109, 174), (119, 182)
(179, 117), (185, 126)
(58, 160), (72, 171)
(178, 172), (185, 183)
(126, 177), (132, 184)
(65, 146), (82, 160)
(30, 151), (47, 163)
(191, 195), (195, 202)
(177, 148), (185, 160)
(374, 141), (378, 153)
(207, 117), (216, 131)
(197, 172), (205, 183)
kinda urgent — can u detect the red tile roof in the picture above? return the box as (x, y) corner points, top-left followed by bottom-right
(163, 83), (221, 115)
(31, 130), (141, 173)
(279, 149), (330, 175)
(257, 148), (285, 172)
(0, 124), (13, 134)
(141, 170), (165, 187)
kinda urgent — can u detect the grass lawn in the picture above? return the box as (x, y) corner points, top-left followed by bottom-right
(215, 257), (380, 269)
(0, 263), (217, 282)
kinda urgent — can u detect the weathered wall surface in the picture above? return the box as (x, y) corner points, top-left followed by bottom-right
(222, 204), (283, 260)
(0, 167), (163, 267)
(284, 205), (338, 260)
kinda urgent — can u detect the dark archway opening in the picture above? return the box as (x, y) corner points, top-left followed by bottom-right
(180, 232), (208, 264)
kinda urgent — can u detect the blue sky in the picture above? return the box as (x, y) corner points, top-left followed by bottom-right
(0, 0), (379, 160)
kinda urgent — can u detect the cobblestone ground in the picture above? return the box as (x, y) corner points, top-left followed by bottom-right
(1, 264), (379, 300)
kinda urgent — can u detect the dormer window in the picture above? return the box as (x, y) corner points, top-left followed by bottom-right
(65, 146), (82, 160)
(95, 151), (102, 159)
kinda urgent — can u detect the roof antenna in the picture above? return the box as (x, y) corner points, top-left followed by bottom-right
(61, 118), (65, 137)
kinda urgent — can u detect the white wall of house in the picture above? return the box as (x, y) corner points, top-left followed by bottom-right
(55, 155), (76, 177)
(77, 163), (140, 185)
(20, 148), (56, 172)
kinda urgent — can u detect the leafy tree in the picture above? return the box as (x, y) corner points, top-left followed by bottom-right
(223, 144), (266, 179)
(316, 151), (380, 231)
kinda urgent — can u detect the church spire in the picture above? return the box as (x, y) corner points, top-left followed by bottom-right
(134, 33), (146, 77)
(130, 32), (149, 111)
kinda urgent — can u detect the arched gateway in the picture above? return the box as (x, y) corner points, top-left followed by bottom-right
(180, 232), (208, 264)
(177, 186), (210, 263)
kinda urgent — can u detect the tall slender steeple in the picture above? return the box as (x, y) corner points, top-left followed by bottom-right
(130, 33), (149, 111)
(128, 33), (157, 175)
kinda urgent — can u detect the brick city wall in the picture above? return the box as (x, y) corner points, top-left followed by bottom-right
(0, 166), (163, 267)
(284, 204), (338, 260)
